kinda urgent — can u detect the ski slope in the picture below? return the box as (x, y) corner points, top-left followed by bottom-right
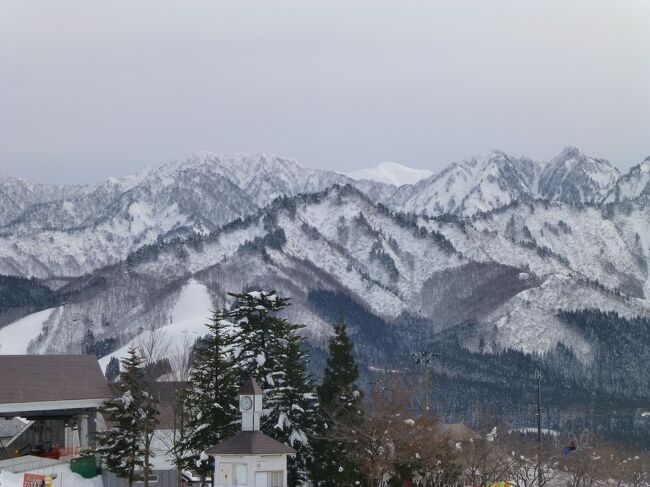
(0, 308), (56, 354)
(99, 280), (213, 372)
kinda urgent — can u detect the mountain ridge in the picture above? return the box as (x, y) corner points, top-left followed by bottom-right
(2, 148), (649, 447)
(345, 161), (433, 186)
(0, 146), (646, 280)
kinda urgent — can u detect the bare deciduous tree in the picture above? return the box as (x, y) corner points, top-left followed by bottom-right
(559, 437), (607, 487)
(458, 436), (512, 487)
(505, 438), (558, 487)
(349, 378), (461, 486)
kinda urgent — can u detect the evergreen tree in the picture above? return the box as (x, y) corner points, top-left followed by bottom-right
(312, 318), (365, 486)
(105, 356), (120, 382)
(230, 290), (318, 486)
(274, 321), (318, 486)
(229, 290), (290, 392)
(97, 347), (159, 487)
(173, 310), (240, 484)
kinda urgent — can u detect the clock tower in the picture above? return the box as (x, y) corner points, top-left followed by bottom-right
(208, 377), (295, 487)
(239, 376), (263, 431)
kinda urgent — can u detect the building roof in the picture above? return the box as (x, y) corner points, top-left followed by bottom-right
(0, 355), (111, 405)
(206, 431), (295, 456)
(238, 377), (263, 395)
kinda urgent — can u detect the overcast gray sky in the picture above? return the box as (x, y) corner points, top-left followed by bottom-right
(1, 0), (649, 184)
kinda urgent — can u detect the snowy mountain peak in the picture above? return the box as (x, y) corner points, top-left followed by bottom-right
(538, 147), (619, 204)
(158, 152), (305, 177)
(484, 149), (510, 160)
(345, 161), (433, 186)
(387, 150), (540, 217)
(604, 156), (650, 203)
(558, 145), (582, 160)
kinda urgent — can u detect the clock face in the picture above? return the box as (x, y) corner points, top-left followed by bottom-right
(240, 396), (253, 411)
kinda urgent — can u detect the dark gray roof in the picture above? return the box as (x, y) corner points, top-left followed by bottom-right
(207, 431), (295, 455)
(239, 377), (263, 395)
(0, 355), (111, 405)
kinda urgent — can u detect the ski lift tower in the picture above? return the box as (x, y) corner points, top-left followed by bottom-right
(411, 351), (439, 414)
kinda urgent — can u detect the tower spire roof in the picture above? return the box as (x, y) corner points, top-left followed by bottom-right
(239, 376), (263, 395)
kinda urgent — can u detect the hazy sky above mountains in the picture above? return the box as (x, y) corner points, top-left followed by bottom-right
(1, 0), (649, 184)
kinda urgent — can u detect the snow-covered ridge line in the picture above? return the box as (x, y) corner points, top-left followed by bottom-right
(0, 147), (647, 280)
(345, 161), (433, 186)
(1, 174), (650, 366)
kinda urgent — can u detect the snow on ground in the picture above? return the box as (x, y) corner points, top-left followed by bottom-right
(0, 308), (56, 354)
(345, 161), (433, 186)
(509, 427), (559, 436)
(171, 278), (212, 323)
(99, 279), (213, 371)
(150, 429), (177, 470)
(0, 463), (103, 487)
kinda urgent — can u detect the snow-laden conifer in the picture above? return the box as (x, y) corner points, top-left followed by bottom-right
(97, 346), (159, 487)
(230, 290), (318, 486)
(173, 309), (239, 484)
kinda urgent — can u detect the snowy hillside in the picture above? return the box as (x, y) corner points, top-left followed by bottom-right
(97, 279), (214, 369)
(603, 157), (650, 204)
(345, 161), (433, 186)
(2, 184), (648, 367)
(0, 175), (87, 227)
(3, 149), (650, 450)
(1, 147), (650, 373)
(0, 153), (391, 278)
(387, 150), (541, 216)
(538, 146), (620, 204)
(0, 147), (644, 279)
(388, 147), (627, 217)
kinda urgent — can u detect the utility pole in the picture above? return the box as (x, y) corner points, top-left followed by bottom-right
(534, 369), (542, 487)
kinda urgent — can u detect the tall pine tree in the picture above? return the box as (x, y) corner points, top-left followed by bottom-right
(312, 318), (365, 486)
(230, 290), (318, 486)
(173, 309), (240, 484)
(274, 321), (318, 486)
(97, 347), (159, 487)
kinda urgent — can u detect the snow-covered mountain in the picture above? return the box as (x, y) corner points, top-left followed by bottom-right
(345, 161), (433, 186)
(0, 175), (87, 227)
(388, 150), (541, 216)
(604, 156), (650, 204)
(387, 147), (627, 217)
(1, 147), (650, 363)
(3, 184), (649, 365)
(0, 153), (395, 278)
(538, 146), (620, 204)
(3, 148), (650, 442)
(2, 147), (645, 279)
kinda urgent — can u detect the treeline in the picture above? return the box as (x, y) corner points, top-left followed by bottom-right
(307, 290), (650, 448)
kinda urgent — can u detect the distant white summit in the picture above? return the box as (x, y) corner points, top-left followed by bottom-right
(345, 161), (433, 186)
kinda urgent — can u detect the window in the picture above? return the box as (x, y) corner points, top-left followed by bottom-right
(234, 464), (248, 487)
(254, 471), (283, 487)
(269, 471), (282, 487)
